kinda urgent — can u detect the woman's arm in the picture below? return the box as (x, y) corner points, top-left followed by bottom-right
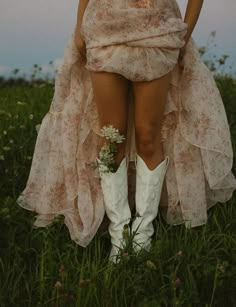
(178, 0), (204, 65)
(76, 0), (90, 29)
(74, 0), (89, 61)
(183, 0), (204, 45)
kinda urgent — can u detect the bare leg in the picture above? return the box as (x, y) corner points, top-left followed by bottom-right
(90, 71), (132, 263)
(89, 71), (131, 166)
(132, 72), (171, 170)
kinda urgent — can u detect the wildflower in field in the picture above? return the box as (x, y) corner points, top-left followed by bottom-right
(29, 114), (34, 120)
(59, 263), (65, 273)
(3, 130), (7, 135)
(79, 279), (87, 287)
(55, 280), (62, 288)
(175, 277), (181, 287)
(219, 265), (225, 273)
(100, 125), (126, 143)
(146, 260), (157, 270)
(3, 146), (11, 151)
(37, 83), (46, 88)
(96, 162), (110, 173)
(92, 125), (126, 174)
(17, 101), (27, 106)
(176, 250), (183, 257)
(9, 139), (14, 144)
(99, 144), (115, 163)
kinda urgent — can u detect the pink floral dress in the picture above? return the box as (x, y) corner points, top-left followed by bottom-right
(17, 0), (236, 247)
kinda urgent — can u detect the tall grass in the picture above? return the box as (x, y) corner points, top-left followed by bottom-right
(0, 194), (236, 306)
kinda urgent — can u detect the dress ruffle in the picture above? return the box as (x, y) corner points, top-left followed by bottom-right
(17, 0), (236, 247)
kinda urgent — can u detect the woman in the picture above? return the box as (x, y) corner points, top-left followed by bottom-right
(17, 0), (236, 264)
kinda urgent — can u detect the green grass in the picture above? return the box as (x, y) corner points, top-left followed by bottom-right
(0, 75), (236, 306)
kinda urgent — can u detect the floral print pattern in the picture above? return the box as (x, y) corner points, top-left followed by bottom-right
(16, 0), (236, 247)
(132, 0), (152, 9)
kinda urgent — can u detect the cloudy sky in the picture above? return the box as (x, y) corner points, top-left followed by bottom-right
(0, 0), (236, 77)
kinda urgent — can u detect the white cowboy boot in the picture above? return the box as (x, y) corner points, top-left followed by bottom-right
(131, 154), (169, 253)
(99, 155), (132, 264)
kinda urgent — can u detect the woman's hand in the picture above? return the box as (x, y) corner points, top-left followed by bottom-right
(181, 0), (204, 48)
(178, 0), (204, 68)
(75, 0), (90, 62)
(74, 26), (87, 62)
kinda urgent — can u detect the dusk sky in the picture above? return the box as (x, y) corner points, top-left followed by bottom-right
(0, 0), (236, 77)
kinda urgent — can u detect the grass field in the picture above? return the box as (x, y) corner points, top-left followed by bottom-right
(0, 70), (236, 306)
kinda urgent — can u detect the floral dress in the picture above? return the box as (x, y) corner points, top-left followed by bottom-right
(17, 0), (236, 247)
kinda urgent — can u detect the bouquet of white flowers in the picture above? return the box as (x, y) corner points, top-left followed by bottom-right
(91, 125), (126, 174)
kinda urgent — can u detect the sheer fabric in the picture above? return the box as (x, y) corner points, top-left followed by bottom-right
(17, 0), (236, 247)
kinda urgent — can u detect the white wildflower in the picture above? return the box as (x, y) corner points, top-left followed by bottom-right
(29, 114), (34, 120)
(93, 125), (126, 175)
(101, 125), (126, 143)
(3, 146), (11, 151)
(38, 83), (46, 88)
(17, 101), (27, 106)
(3, 130), (7, 135)
(98, 164), (110, 174)
(99, 144), (114, 163)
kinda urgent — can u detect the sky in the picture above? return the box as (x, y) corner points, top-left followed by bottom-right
(0, 0), (236, 78)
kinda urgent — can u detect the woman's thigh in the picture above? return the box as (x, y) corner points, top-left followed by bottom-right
(89, 71), (131, 132)
(132, 72), (171, 138)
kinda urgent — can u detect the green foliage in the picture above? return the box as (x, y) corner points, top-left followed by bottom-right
(0, 195), (236, 306)
(198, 31), (235, 77)
(0, 84), (54, 198)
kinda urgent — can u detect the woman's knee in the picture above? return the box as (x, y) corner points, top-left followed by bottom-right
(135, 124), (162, 155)
(89, 71), (130, 133)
